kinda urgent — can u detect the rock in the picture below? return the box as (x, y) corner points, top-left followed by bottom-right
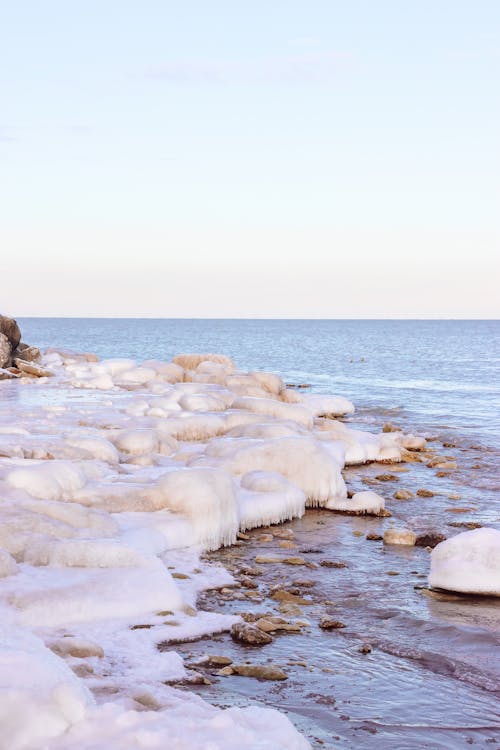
(13, 344), (41, 363)
(415, 532), (446, 548)
(0, 333), (11, 368)
(426, 455), (455, 469)
(237, 532), (250, 540)
(320, 560), (347, 568)
(270, 528), (294, 540)
(239, 576), (258, 589)
(383, 528), (417, 546)
(319, 617), (346, 630)
(217, 666), (235, 676)
(230, 622), (273, 646)
(258, 534), (274, 542)
(393, 489), (414, 500)
(255, 616), (302, 633)
(449, 521), (482, 530)
(366, 533), (383, 541)
(13, 359), (54, 378)
(362, 477), (380, 485)
(282, 556), (307, 566)
(50, 637), (104, 659)
(401, 435), (427, 451)
(448, 493), (462, 501)
(382, 423), (401, 433)
(375, 474), (399, 482)
(292, 578), (315, 588)
(0, 315), (21, 349)
(205, 655), (232, 667)
(279, 540), (296, 549)
(416, 489), (435, 498)
(0, 368), (19, 380)
(271, 589), (312, 605)
(231, 664), (288, 681)
(254, 556), (282, 564)
(359, 643), (372, 654)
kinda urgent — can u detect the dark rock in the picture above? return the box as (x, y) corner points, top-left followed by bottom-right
(0, 333), (11, 368)
(415, 532), (446, 548)
(366, 533), (383, 541)
(319, 617), (346, 630)
(417, 489), (435, 498)
(359, 643), (372, 654)
(320, 560), (347, 568)
(0, 315), (21, 350)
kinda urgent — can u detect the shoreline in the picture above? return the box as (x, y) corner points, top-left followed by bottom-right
(0, 341), (498, 749)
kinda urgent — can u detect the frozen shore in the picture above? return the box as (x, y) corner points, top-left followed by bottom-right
(0, 340), (498, 749)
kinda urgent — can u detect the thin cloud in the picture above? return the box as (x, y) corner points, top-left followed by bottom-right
(147, 51), (353, 85)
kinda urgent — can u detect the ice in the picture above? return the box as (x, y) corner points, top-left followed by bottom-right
(238, 471), (306, 530)
(429, 527), (500, 596)
(0, 348), (402, 749)
(326, 490), (385, 514)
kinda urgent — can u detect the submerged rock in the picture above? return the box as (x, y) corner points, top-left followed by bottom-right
(319, 617), (346, 630)
(393, 489), (414, 500)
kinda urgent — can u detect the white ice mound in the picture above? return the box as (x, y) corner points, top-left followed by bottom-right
(326, 490), (386, 515)
(194, 436), (346, 507)
(231, 396), (313, 428)
(152, 468), (239, 550)
(302, 393), (355, 417)
(6, 462), (90, 501)
(429, 527), (500, 596)
(238, 471), (306, 530)
(316, 420), (401, 464)
(0, 623), (90, 750)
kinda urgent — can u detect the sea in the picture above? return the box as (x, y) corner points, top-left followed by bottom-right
(16, 317), (500, 748)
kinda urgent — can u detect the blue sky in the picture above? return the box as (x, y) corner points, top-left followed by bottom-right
(1, 1), (498, 317)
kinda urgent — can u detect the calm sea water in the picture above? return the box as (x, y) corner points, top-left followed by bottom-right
(19, 318), (500, 445)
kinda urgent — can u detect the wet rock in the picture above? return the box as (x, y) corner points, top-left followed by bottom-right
(238, 566), (262, 577)
(279, 540), (296, 549)
(383, 528), (417, 546)
(366, 533), (383, 541)
(172, 572), (190, 579)
(415, 532), (446, 548)
(0, 334), (11, 368)
(13, 359), (54, 378)
(0, 367), (19, 380)
(0, 315), (21, 350)
(375, 474), (399, 482)
(319, 617), (346, 630)
(416, 488), (435, 498)
(386, 570), (400, 576)
(217, 666), (235, 676)
(255, 616), (302, 633)
(382, 423), (401, 433)
(436, 471), (451, 478)
(258, 533), (274, 542)
(401, 435), (427, 451)
(362, 477), (380, 485)
(359, 643), (372, 654)
(230, 622), (273, 646)
(442, 441), (456, 448)
(240, 611), (274, 623)
(449, 521), (482, 530)
(206, 655), (233, 667)
(292, 578), (315, 588)
(320, 560), (347, 568)
(237, 532), (250, 540)
(239, 575), (258, 589)
(282, 556), (307, 566)
(269, 528), (294, 540)
(447, 493), (462, 501)
(13, 344), (41, 363)
(271, 590), (312, 605)
(254, 556), (282, 564)
(393, 489), (414, 500)
(231, 664), (288, 681)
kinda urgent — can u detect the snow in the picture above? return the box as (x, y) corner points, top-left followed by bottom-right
(429, 527), (500, 596)
(0, 347), (411, 749)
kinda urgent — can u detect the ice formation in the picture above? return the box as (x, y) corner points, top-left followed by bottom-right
(0, 347), (420, 748)
(429, 527), (500, 596)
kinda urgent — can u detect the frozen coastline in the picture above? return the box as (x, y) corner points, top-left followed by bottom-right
(0, 342), (498, 749)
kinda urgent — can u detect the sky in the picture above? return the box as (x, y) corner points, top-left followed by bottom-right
(1, 0), (499, 318)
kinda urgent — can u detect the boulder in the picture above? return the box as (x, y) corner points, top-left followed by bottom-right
(0, 315), (21, 349)
(0, 333), (11, 368)
(383, 528), (417, 546)
(13, 359), (54, 378)
(13, 343), (41, 363)
(230, 622), (273, 645)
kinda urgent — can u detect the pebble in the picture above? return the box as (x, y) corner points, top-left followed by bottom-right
(366, 533), (383, 541)
(319, 617), (346, 630)
(375, 474), (399, 482)
(393, 489), (414, 500)
(416, 489), (435, 497)
(320, 560), (347, 568)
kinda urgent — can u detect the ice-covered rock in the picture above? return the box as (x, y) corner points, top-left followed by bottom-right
(429, 527), (500, 596)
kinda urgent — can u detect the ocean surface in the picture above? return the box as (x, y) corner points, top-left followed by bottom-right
(9, 318), (500, 747)
(19, 318), (500, 445)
